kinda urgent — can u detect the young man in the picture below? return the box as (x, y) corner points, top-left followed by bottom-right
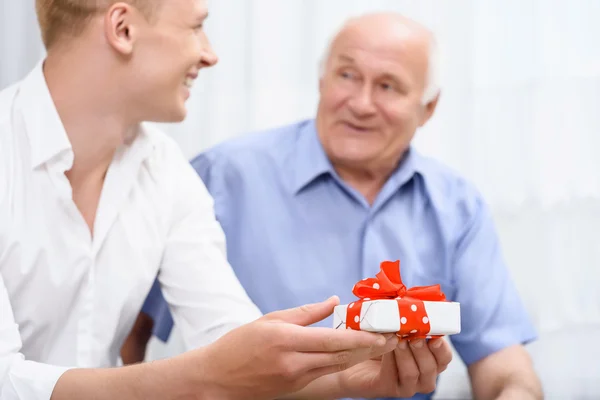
(139, 12), (544, 400)
(0, 1), (452, 399)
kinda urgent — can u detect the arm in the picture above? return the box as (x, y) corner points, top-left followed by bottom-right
(447, 191), (541, 396)
(0, 271), (193, 400)
(157, 150), (263, 349)
(1, 268), (389, 400)
(468, 345), (542, 400)
(51, 354), (204, 400)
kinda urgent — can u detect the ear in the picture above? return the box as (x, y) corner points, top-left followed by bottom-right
(418, 92), (440, 127)
(104, 3), (137, 55)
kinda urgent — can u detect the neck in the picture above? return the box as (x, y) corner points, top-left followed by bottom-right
(43, 49), (138, 184)
(334, 162), (397, 205)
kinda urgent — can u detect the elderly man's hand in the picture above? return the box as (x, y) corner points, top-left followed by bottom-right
(335, 337), (452, 398)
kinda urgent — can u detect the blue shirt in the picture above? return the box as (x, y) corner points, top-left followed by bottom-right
(142, 119), (537, 400)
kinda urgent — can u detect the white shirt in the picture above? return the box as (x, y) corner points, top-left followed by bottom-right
(0, 63), (263, 399)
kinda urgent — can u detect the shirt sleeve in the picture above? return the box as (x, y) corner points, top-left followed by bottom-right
(0, 273), (71, 399)
(449, 195), (537, 366)
(156, 147), (263, 350)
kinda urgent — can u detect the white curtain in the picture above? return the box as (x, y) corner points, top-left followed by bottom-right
(2, 1), (599, 398)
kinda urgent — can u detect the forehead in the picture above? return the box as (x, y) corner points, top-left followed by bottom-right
(330, 26), (428, 82)
(156, 0), (208, 22)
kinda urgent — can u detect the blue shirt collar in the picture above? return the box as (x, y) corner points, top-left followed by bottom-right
(292, 120), (334, 194)
(292, 119), (422, 195)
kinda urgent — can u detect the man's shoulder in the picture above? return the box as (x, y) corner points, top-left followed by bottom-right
(191, 119), (307, 174)
(414, 152), (486, 219)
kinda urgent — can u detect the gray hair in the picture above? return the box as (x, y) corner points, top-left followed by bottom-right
(318, 31), (441, 105)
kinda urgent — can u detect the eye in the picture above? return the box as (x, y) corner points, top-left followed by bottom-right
(380, 82), (395, 91)
(339, 70), (355, 80)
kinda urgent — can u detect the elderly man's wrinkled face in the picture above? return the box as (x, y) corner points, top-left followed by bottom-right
(316, 21), (435, 172)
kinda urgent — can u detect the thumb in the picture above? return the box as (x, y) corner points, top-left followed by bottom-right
(263, 295), (340, 326)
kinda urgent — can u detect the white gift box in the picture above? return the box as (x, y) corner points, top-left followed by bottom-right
(333, 299), (461, 335)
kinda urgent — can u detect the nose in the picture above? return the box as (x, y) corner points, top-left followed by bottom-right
(200, 49), (218, 67)
(347, 85), (376, 116)
(198, 32), (219, 68)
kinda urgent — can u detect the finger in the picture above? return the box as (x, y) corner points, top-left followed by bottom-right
(263, 296), (340, 326)
(287, 325), (387, 352)
(297, 344), (386, 372)
(301, 361), (362, 386)
(409, 339), (438, 394)
(368, 333), (398, 359)
(379, 349), (400, 387)
(428, 338), (453, 374)
(394, 339), (419, 394)
(300, 365), (342, 388)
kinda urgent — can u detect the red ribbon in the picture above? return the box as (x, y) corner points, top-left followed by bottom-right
(345, 260), (447, 338)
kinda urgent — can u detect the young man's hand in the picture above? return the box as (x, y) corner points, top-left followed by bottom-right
(194, 295), (397, 399)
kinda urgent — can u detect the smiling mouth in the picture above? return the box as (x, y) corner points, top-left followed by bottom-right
(184, 77), (195, 89)
(343, 121), (374, 132)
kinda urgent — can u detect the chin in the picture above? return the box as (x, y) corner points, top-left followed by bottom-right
(170, 110), (187, 122)
(160, 105), (188, 123)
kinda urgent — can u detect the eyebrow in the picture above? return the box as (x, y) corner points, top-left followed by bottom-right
(336, 54), (355, 64)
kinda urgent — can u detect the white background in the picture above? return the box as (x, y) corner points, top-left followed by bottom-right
(2, 0), (600, 398)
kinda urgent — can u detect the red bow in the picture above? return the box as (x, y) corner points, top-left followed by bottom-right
(345, 260), (448, 338)
(353, 260), (446, 302)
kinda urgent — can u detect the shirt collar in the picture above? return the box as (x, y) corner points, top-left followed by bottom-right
(292, 119), (335, 194)
(18, 60), (73, 170)
(292, 119), (423, 194)
(389, 146), (422, 190)
(17, 60), (155, 171)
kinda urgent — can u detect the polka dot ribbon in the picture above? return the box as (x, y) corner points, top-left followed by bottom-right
(346, 260), (447, 339)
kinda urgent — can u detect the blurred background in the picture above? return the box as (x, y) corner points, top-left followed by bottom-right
(2, 0), (599, 398)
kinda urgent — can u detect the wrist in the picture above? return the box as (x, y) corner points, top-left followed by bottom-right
(175, 348), (231, 400)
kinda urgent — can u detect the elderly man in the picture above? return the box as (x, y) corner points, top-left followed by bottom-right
(136, 12), (543, 400)
(0, 1), (458, 398)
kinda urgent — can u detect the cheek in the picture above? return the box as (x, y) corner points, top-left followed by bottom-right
(381, 102), (420, 131)
(321, 86), (349, 112)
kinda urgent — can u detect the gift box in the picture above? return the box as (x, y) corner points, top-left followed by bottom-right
(333, 260), (461, 338)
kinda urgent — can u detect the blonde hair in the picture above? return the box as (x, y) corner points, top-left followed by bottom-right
(35, 0), (158, 49)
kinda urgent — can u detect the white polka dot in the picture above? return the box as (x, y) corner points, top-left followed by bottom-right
(426, 335), (432, 339)
(349, 302), (354, 309)
(401, 317), (407, 324)
(364, 298), (370, 301)
(354, 316), (360, 323)
(347, 326), (351, 330)
(410, 329), (417, 334)
(411, 304), (417, 312)
(422, 317), (429, 324)
(402, 334), (409, 338)
(373, 283), (380, 290)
